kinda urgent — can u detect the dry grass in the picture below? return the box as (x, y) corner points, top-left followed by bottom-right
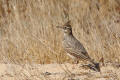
(0, 63), (120, 80)
(0, 0), (120, 64)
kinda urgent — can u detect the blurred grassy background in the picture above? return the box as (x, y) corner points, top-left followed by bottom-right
(0, 0), (120, 64)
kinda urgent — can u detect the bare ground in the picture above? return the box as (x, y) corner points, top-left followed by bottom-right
(0, 0), (120, 80)
(0, 63), (120, 80)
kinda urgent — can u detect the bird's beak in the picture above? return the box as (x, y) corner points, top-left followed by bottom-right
(56, 26), (63, 29)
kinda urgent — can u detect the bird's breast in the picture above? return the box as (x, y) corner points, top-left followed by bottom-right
(62, 35), (75, 48)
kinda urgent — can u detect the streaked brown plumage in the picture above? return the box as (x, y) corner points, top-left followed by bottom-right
(57, 21), (100, 72)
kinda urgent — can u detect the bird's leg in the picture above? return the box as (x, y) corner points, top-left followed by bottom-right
(72, 59), (79, 69)
(74, 59), (79, 64)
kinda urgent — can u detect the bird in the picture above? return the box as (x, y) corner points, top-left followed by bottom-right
(56, 21), (100, 72)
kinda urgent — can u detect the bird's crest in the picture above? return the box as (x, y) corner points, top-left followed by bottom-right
(64, 20), (71, 27)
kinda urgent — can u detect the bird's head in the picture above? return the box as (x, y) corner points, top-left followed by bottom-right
(56, 21), (72, 34)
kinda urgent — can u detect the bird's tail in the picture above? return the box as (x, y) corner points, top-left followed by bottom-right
(88, 60), (100, 72)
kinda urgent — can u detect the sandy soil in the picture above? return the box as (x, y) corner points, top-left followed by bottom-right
(0, 63), (120, 80)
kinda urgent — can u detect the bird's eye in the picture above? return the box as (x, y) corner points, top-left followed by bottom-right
(64, 26), (67, 29)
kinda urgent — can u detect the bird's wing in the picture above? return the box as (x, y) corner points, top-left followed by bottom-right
(64, 40), (91, 60)
(65, 47), (90, 60)
(65, 42), (90, 59)
(75, 41), (90, 57)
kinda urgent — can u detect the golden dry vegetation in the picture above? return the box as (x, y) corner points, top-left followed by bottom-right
(0, 0), (120, 64)
(0, 63), (120, 80)
(0, 0), (120, 80)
